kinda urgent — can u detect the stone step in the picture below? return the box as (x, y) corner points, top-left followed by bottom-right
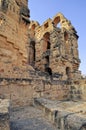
(34, 98), (86, 130)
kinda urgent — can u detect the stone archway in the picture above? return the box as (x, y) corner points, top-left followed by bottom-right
(64, 31), (71, 55)
(29, 41), (36, 66)
(53, 16), (61, 28)
(42, 32), (51, 72)
(43, 32), (50, 52)
(45, 67), (52, 76)
(66, 67), (71, 79)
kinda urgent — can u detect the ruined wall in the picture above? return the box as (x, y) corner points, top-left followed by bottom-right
(29, 13), (81, 80)
(69, 78), (86, 100)
(0, 0), (86, 109)
(0, 0), (81, 77)
(0, 74), (70, 107)
(0, 0), (30, 77)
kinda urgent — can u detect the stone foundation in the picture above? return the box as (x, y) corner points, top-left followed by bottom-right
(0, 74), (86, 108)
(0, 77), (70, 108)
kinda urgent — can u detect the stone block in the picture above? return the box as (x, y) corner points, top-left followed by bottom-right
(0, 99), (10, 130)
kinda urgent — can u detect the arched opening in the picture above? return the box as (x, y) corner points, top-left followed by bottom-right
(31, 24), (36, 31)
(29, 41), (36, 66)
(43, 32), (50, 52)
(44, 22), (49, 29)
(66, 67), (71, 79)
(30, 24), (36, 37)
(64, 31), (68, 41)
(43, 32), (50, 41)
(53, 16), (61, 28)
(43, 32), (51, 72)
(45, 67), (52, 76)
(47, 41), (51, 50)
(45, 56), (49, 66)
(64, 31), (70, 55)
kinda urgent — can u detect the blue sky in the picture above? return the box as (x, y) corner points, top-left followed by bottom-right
(29, 0), (86, 75)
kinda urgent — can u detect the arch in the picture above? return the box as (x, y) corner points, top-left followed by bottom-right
(30, 24), (36, 37)
(47, 41), (51, 50)
(31, 24), (36, 31)
(64, 31), (71, 55)
(43, 32), (51, 52)
(43, 32), (50, 41)
(45, 67), (52, 76)
(43, 32), (51, 73)
(53, 16), (61, 28)
(66, 67), (71, 79)
(45, 56), (49, 65)
(29, 21), (39, 37)
(29, 41), (36, 66)
(29, 21), (40, 30)
(64, 31), (68, 41)
(44, 22), (49, 29)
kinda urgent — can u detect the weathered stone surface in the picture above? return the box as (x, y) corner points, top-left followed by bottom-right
(34, 98), (86, 130)
(10, 106), (57, 130)
(0, 77), (70, 107)
(0, 99), (10, 130)
(0, 0), (86, 129)
(29, 13), (80, 81)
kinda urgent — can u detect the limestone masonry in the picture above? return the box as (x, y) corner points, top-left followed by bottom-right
(0, 0), (81, 79)
(0, 0), (86, 130)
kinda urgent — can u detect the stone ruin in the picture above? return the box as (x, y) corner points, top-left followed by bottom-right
(0, 0), (86, 129)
